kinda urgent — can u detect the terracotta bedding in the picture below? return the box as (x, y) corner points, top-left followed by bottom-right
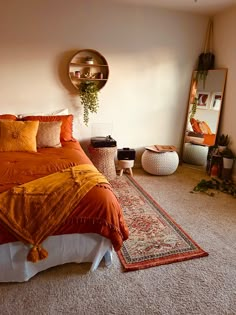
(0, 141), (129, 252)
(185, 132), (216, 146)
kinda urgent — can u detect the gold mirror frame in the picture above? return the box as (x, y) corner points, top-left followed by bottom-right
(181, 69), (227, 166)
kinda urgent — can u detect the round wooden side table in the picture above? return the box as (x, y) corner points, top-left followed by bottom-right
(88, 145), (117, 180)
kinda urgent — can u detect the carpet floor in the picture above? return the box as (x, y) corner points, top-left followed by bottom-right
(0, 165), (235, 315)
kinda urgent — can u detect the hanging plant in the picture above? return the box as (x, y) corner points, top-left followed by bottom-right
(79, 81), (99, 126)
(196, 20), (215, 87)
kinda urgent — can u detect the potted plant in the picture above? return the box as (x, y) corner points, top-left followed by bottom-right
(217, 134), (230, 152)
(79, 81), (99, 126)
(221, 148), (235, 165)
(221, 148), (235, 180)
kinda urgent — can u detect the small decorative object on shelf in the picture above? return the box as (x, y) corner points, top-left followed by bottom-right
(75, 70), (80, 78)
(85, 56), (94, 64)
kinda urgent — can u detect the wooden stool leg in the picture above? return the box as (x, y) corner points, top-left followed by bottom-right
(119, 169), (124, 176)
(129, 168), (133, 176)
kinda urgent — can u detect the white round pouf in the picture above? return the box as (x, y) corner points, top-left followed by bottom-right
(183, 143), (208, 166)
(141, 150), (179, 175)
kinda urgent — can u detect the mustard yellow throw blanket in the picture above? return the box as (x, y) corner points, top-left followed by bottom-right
(0, 164), (108, 262)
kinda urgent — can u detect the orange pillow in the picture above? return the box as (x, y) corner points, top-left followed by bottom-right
(22, 115), (74, 141)
(190, 118), (202, 134)
(0, 120), (39, 152)
(199, 121), (212, 135)
(0, 114), (17, 120)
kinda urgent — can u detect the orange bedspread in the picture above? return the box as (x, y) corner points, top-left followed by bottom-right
(185, 133), (216, 146)
(0, 141), (129, 252)
(203, 134), (216, 146)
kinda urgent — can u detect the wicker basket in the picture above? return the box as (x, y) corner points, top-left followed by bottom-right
(88, 145), (117, 180)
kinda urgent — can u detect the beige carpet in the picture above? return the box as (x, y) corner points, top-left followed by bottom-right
(0, 165), (235, 315)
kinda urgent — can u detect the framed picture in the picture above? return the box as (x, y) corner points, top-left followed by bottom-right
(196, 91), (210, 109)
(210, 92), (222, 111)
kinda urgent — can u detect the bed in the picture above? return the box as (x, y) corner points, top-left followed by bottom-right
(0, 114), (129, 282)
(185, 117), (216, 146)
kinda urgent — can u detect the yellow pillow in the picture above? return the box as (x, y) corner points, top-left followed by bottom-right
(0, 120), (39, 152)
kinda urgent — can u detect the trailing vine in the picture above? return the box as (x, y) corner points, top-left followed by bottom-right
(79, 81), (99, 126)
(195, 70), (208, 89)
(191, 178), (236, 198)
(189, 97), (198, 120)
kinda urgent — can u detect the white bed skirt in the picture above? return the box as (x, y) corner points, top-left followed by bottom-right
(0, 233), (113, 282)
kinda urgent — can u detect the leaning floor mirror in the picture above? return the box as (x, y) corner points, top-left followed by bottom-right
(181, 69), (227, 167)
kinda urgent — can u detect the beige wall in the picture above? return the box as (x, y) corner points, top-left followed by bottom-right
(214, 6), (236, 177)
(0, 0), (208, 160)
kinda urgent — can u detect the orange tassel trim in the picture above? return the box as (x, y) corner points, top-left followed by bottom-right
(39, 246), (48, 260)
(27, 245), (48, 263)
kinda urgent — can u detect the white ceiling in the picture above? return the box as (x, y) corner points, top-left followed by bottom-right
(111, 0), (236, 15)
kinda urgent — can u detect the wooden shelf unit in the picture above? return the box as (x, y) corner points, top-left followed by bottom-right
(68, 49), (109, 91)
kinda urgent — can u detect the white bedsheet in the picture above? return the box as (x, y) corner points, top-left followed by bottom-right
(0, 233), (113, 282)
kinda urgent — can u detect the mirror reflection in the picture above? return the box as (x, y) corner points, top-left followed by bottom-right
(182, 69), (227, 166)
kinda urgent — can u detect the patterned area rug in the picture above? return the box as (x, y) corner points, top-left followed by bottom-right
(110, 175), (208, 271)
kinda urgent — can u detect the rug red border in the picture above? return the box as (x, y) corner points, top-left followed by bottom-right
(117, 248), (208, 271)
(116, 175), (209, 271)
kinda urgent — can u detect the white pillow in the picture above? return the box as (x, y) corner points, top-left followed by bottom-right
(18, 108), (69, 119)
(187, 120), (193, 132)
(49, 108), (69, 115)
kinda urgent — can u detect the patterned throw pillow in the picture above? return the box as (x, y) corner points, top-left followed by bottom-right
(0, 120), (39, 152)
(22, 115), (74, 141)
(37, 121), (62, 148)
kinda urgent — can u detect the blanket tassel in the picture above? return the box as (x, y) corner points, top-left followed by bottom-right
(27, 245), (48, 263)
